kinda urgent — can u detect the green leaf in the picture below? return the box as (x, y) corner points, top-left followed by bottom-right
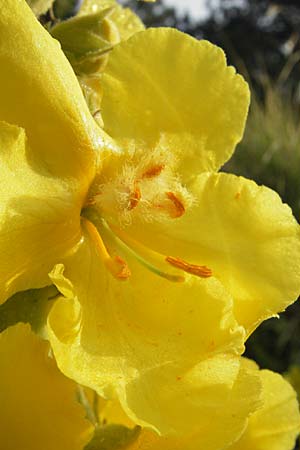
(84, 425), (141, 450)
(26, 0), (55, 16)
(0, 286), (58, 335)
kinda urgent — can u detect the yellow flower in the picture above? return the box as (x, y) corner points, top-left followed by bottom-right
(0, 323), (93, 450)
(1, 0), (300, 446)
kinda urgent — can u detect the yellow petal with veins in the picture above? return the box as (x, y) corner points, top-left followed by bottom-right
(0, 121), (82, 305)
(84, 359), (262, 450)
(122, 366), (300, 450)
(101, 28), (249, 182)
(47, 228), (254, 441)
(0, 0), (106, 180)
(125, 172), (300, 335)
(0, 323), (93, 450)
(229, 370), (300, 450)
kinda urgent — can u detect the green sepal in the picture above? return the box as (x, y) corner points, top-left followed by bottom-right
(0, 286), (58, 335)
(84, 425), (141, 450)
(50, 8), (119, 75)
(26, 0), (55, 16)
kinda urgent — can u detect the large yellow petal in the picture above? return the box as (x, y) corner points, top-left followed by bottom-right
(126, 366), (300, 450)
(0, 0), (105, 180)
(123, 355), (262, 449)
(0, 121), (82, 304)
(229, 370), (300, 450)
(0, 323), (93, 450)
(47, 228), (253, 439)
(101, 28), (249, 181)
(124, 172), (300, 334)
(87, 359), (262, 450)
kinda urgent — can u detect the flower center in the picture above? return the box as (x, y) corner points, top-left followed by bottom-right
(82, 151), (212, 282)
(85, 148), (194, 226)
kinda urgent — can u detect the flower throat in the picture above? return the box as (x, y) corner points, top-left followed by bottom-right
(82, 151), (212, 282)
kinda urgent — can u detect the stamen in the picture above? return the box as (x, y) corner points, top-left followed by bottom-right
(141, 164), (165, 179)
(82, 217), (131, 281)
(166, 256), (212, 278)
(102, 220), (185, 283)
(128, 184), (141, 210)
(166, 192), (185, 218)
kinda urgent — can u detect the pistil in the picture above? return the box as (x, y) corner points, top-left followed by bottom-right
(102, 220), (185, 283)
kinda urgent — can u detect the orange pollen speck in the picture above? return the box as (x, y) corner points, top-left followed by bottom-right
(166, 192), (185, 218)
(128, 185), (141, 210)
(141, 164), (165, 179)
(166, 256), (212, 278)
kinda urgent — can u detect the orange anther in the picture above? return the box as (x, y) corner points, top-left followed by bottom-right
(166, 256), (212, 278)
(113, 255), (132, 280)
(166, 192), (185, 218)
(141, 164), (165, 179)
(128, 185), (141, 210)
